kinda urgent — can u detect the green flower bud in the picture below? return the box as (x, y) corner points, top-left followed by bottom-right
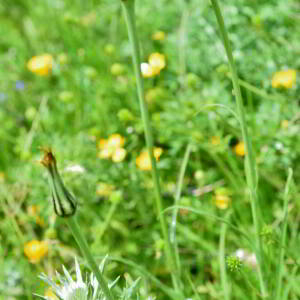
(226, 255), (242, 272)
(41, 148), (77, 217)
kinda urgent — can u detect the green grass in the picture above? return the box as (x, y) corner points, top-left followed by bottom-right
(0, 0), (300, 299)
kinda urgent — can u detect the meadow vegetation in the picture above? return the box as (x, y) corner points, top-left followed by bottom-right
(0, 0), (300, 299)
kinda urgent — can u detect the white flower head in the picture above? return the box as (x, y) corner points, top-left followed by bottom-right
(35, 256), (140, 300)
(36, 257), (111, 300)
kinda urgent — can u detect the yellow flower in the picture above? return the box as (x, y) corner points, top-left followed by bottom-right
(0, 172), (4, 182)
(152, 31), (166, 41)
(214, 188), (232, 210)
(96, 182), (115, 197)
(27, 205), (45, 227)
(154, 147), (163, 159)
(27, 54), (53, 76)
(107, 134), (125, 149)
(281, 120), (289, 129)
(211, 136), (220, 146)
(148, 53), (166, 72)
(141, 62), (160, 78)
(44, 288), (58, 300)
(136, 148), (163, 171)
(98, 138), (108, 150)
(272, 69), (297, 89)
(112, 148), (127, 163)
(141, 53), (166, 78)
(110, 63), (125, 76)
(98, 134), (126, 162)
(98, 147), (113, 159)
(24, 240), (48, 263)
(234, 141), (245, 157)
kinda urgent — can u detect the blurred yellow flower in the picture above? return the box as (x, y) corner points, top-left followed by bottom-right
(152, 31), (166, 41)
(98, 138), (108, 149)
(136, 148), (163, 171)
(98, 134), (126, 162)
(141, 52), (166, 78)
(27, 205), (45, 227)
(24, 240), (48, 263)
(211, 136), (220, 146)
(96, 182), (115, 197)
(281, 120), (289, 129)
(0, 172), (5, 182)
(112, 148), (127, 163)
(148, 53), (166, 72)
(272, 69), (296, 89)
(234, 141), (245, 157)
(44, 288), (58, 300)
(98, 147), (113, 159)
(111, 63), (125, 76)
(27, 54), (53, 76)
(215, 194), (230, 209)
(107, 134), (125, 148)
(27, 205), (39, 216)
(141, 62), (160, 78)
(154, 147), (163, 159)
(214, 188), (232, 210)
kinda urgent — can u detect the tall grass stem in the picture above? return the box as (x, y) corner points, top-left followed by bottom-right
(210, 0), (267, 296)
(66, 217), (114, 300)
(170, 143), (192, 274)
(120, 0), (181, 292)
(219, 212), (230, 300)
(274, 168), (293, 300)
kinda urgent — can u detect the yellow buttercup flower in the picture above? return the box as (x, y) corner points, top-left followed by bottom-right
(211, 136), (220, 146)
(136, 148), (163, 171)
(107, 134), (125, 148)
(141, 52), (166, 78)
(234, 141), (245, 157)
(272, 69), (297, 89)
(214, 188), (232, 210)
(281, 120), (289, 129)
(154, 147), (163, 159)
(148, 53), (166, 72)
(27, 54), (53, 76)
(96, 182), (115, 197)
(98, 138), (108, 150)
(24, 240), (48, 263)
(98, 147), (113, 159)
(112, 148), (127, 163)
(152, 31), (165, 41)
(98, 134), (126, 162)
(141, 62), (160, 78)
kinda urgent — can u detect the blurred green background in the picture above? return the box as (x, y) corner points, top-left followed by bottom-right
(0, 0), (300, 299)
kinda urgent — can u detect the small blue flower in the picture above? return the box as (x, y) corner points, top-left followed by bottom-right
(0, 93), (6, 102)
(16, 81), (25, 90)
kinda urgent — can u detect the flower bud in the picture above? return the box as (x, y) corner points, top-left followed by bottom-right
(41, 148), (77, 217)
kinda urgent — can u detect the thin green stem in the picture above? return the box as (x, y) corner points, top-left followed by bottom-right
(120, 0), (181, 293)
(219, 212), (231, 300)
(170, 143), (192, 275)
(275, 168), (293, 300)
(210, 0), (267, 296)
(66, 217), (114, 300)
